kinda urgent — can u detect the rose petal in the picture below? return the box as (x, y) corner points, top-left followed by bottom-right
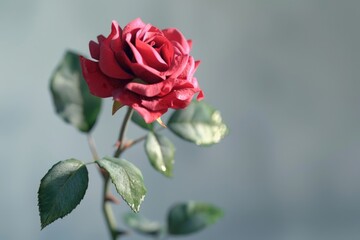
(163, 28), (190, 54)
(187, 40), (193, 49)
(178, 56), (195, 80)
(159, 39), (174, 65)
(108, 21), (121, 40)
(126, 78), (176, 97)
(80, 57), (115, 98)
(168, 54), (189, 79)
(99, 42), (133, 79)
(141, 88), (197, 111)
(133, 105), (166, 123)
(190, 60), (201, 83)
(89, 40), (100, 60)
(112, 88), (166, 123)
(109, 21), (123, 52)
(89, 35), (106, 60)
(144, 35), (174, 65)
(115, 50), (133, 73)
(138, 23), (153, 40)
(194, 60), (200, 69)
(123, 18), (146, 37)
(172, 80), (195, 90)
(131, 62), (165, 83)
(142, 31), (158, 43)
(125, 32), (145, 64)
(170, 41), (187, 55)
(197, 89), (205, 100)
(135, 38), (168, 71)
(158, 78), (176, 96)
(113, 87), (141, 106)
(189, 74), (200, 89)
(126, 31), (166, 82)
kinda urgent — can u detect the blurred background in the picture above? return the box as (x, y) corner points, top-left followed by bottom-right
(1, 0), (360, 239)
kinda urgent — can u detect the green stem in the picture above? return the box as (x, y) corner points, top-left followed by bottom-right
(87, 134), (100, 161)
(101, 107), (134, 240)
(120, 126), (165, 154)
(103, 176), (119, 240)
(114, 107), (134, 158)
(122, 135), (147, 151)
(86, 134), (118, 239)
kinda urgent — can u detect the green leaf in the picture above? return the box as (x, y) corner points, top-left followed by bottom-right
(38, 159), (88, 229)
(96, 157), (147, 212)
(123, 212), (164, 236)
(168, 101), (228, 145)
(167, 202), (223, 235)
(49, 50), (102, 133)
(131, 111), (154, 130)
(145, 132), (175, 177)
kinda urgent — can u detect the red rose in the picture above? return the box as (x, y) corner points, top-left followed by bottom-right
(80, 18), (204, 123)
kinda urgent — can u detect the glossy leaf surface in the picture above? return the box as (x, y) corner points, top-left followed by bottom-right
(96, 157), (146, 212)
(49, 50), (101, 132)
(168, 101), (228, 145)
(145, 132), (175, 177)
(38, 159), (88, 229)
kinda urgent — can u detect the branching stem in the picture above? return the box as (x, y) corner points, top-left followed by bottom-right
(114, 107), (134, 158)
(102, 107), (134, 240)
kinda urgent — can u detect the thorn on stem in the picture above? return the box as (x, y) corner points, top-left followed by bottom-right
(122, 140), (133, 149)
(114, 141), (121, 148)
(106, 193), (120, 204)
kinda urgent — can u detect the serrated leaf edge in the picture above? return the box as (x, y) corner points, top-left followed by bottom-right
(38, 159), (88, 229)
(96, 158), (147, 213)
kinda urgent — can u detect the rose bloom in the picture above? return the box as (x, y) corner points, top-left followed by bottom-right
(80, 18), (204, 123)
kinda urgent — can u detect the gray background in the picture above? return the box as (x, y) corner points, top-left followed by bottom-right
(1, 0), (360, 239)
